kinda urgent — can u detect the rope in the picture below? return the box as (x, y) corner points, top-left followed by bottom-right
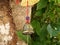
(26, 0), (28, 16)
(26, 0), (30, 24)
(26, 0), (29, 45)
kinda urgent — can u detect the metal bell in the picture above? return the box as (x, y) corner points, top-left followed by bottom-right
(23, 23), (34, 35)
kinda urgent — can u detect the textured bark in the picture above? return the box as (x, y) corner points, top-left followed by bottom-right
(10, 0), (31, 45)
(10, 0), (32, 30)
(0, 0), (30, 45)
(0, 0), (17, 45)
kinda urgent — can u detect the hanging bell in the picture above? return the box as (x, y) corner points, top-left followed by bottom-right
(23, 23), (34, 35)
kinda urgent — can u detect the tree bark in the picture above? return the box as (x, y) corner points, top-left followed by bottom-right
(10, 0), (32, 30)
(0, 0), (17, 45)
(0, 0), (31, 45)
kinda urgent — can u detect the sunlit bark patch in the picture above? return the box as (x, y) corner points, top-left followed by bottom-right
(0, 23), (10, 35)
(0, 0), (17, 45)
(0, 22), (13, 45)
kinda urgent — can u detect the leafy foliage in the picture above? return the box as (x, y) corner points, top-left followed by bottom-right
(16, 0), (60, 45)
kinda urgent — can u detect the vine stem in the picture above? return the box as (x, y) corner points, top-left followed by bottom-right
(27, 35), (29, 45)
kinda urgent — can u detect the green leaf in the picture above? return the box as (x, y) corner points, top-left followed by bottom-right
(35, 10), (43, 16)
(58, 0), (60, 4)
(47, 24), (60, 37)
(49, 0), (55, 2)
(49, 11), (55, 22)
(40, 24), (48, 41)
(53, 24), (60, 33)
(31, 40), (40, 45)
(37, 0), (48, 10)
(47, 24), (53, 38)
(35, 9), (45, 16)
(56, 7), (60, 13)
(16, 31), (30, 42)
(31, 20), (41, 36)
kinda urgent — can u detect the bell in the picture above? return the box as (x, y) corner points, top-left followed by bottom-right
(23, 23), (34, 35)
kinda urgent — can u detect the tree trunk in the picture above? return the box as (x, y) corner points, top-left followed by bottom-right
(10, 0), (32, 30)
(0, 0), (31, 45)
(0, 0), (17, 45)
